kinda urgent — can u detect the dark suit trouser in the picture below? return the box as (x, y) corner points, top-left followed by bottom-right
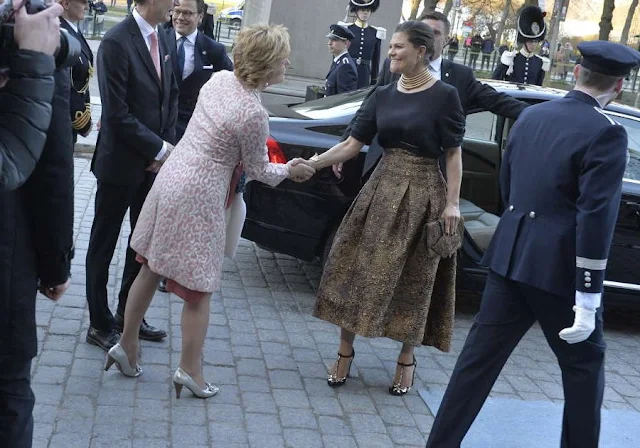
(481, 54), (491, 70)
(86, 175), (154, 332)
(0, 359), (34, 448)
(426, 271), (605, 448)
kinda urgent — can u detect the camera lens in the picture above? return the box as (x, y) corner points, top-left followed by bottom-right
(56, 28), (82, 69)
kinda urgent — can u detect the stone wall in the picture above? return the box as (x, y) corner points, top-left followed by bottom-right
(244, 0), (403, 81)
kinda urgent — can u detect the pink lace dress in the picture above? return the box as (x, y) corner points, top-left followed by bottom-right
(131, 70), (290, 301)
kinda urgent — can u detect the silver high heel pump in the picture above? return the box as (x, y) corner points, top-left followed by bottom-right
(105, 343), (142, 378)
(172, 367), (219, 399)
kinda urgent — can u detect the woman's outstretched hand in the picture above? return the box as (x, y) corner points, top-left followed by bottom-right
(287, 158), (316, 182)
(441, 203), (461, 236)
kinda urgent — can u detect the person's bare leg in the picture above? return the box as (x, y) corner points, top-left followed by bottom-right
(393, 343), (417, 389)
(332, 328), (356, 378)
(179, 294), (211, 389)
(119, 265), (161, 367)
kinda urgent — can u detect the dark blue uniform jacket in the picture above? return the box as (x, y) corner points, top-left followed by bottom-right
(325, 52), (358, 96)
(483, 90), (628, 298)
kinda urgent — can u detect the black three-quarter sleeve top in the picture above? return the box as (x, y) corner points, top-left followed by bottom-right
(350, 80), (466, 158)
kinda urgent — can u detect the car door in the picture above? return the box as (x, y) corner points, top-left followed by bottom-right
(600, 112), (640, 302)
(457, 110), (505, 288)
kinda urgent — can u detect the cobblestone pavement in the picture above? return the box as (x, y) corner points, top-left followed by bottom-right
(30, 157), (640, 448)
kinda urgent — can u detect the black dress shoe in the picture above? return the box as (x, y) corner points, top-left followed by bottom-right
(157, 279), (168, 292)
(114, 313), (168, 341)
(86, 327), (120, 352)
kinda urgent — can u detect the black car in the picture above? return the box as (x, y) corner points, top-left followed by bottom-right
(241, 81), (640, 305)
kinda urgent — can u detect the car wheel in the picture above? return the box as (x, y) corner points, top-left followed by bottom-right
(231, 18), (241, 27)
(321, 225), (338, 268)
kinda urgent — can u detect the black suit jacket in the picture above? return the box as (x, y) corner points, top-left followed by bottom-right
(345, 57), (529, 172)
(93, 15), (179, 186)
(166, 29), (232, 140)
(60, 19), (94, 138)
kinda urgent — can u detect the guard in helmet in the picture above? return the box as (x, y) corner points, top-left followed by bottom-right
(492, 6), (550, 86)
(339, 0), (385, 88)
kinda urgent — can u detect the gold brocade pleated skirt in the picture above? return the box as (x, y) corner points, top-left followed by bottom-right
(313, 148), (459, 351)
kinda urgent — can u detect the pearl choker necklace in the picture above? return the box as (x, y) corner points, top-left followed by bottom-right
(399, 69), (434, 91)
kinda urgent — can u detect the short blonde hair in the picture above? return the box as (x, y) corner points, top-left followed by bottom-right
(233, 24), (291, 89)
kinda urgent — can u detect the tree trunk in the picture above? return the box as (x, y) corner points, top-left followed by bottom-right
(495, 0), (512, 46)
(620, 0), (638, 45)
(408, 0), (421, 19)
(599, 0), (616, 41)
(443, 0), (453, 17)
(422, 0), (440, 14)
(523, 0), (539, 6)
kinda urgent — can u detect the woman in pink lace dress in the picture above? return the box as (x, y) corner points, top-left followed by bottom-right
(104, 25), (315, 398)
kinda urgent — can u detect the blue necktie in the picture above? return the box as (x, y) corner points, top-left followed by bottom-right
(177, 36), (186, 81)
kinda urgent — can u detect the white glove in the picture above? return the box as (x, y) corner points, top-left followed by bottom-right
(558, 292), (601, 344)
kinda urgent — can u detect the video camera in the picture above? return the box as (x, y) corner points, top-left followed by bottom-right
(0, 0), (81, 70)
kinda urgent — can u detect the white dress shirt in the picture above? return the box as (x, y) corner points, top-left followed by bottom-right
(428, 56), (443, 81)
(62, 17), (79, 34)
(175, 29), (198, 80)
(132, 8), (167, 160)
(333, 50), (349, 63)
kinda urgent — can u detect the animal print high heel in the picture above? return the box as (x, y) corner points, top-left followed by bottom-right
(327, 349), (355, 388)
(389, 355), (417, 396)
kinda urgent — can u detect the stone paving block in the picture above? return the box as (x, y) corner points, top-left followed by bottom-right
(39, 350), (74, 367)
(318, 415), (351, 435)
(172, 424), (209, 445)
(133, 419), (170, 439)
(48, 317), (83, 335)
(264, 354), (297, 371)
(261, 341), (291, 355)
(33, 403), (59, 424)
(242, 391), (278, 414)
(247, 432), (286, 448)
(412, 413), (435, 434)
(232, 345), (263, 359)
(238, 374), (271, 393)
(245, 412), (282, 434)
(292, 348), (322, 363)
(208, 325), (231, 340)
(280, 407), (318, 429)
(231, 331), (260, 346)
(70, 357), (105, 378)
(208, 403), (245, 423)
(354, 432), (395, 448)
(32, 383), (64, 405)
(322, 435), (359, 448)
(359, 368), (391, 387)
(348, 413), (387, 433)
(54, 415), (94, 434)
(228, 318), (256, 333)
(283, 428), (323, 448)
(237, 358), (267, 377)
(268, 369), (304, 390)
(43, 335), (78, 353)
(273, 388), (311, 409)
(172, 404), (207, 425)
(210, 421), (248, 443)
(33, 365), (69, 385)
(212, 384), (242, 405)
(134, 399), (170, 421)
(378, 404), (416, 426)
(388, 425), (427, 445)
(338, 393), (378, 414)
(257, 329), (289, 344)
(205, 366), (238, 386)
(254, 318), (285, 331)
(49, 432), (91, 448)
(288, 333), (317, 349)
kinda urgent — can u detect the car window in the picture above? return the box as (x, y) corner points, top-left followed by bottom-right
(465, 111), (497, 141)
(606, 114), (640, 181)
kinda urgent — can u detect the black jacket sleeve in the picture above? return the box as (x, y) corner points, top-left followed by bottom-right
(492, 63), (508, 81)
(467, 71), (528, 119)
(210, 43), (233, 71)
(341, 57), (391, 141)
(0, 51), (56, 191)
(371, 36), (381, 85)
(24, 68), (75, 287)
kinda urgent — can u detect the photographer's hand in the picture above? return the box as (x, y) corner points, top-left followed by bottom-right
(13, 0), (64, 56)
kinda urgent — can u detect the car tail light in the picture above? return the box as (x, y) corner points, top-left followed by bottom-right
(266, 136), (287, 164)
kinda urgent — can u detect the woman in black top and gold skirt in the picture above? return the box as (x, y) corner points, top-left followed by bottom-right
(305, 20), (465, 396)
